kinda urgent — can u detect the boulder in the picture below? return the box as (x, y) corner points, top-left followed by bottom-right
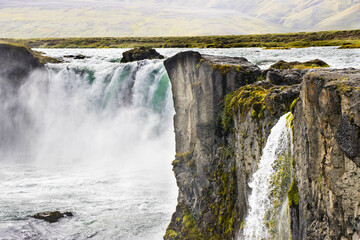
(263, 69), (306, 85)
(32, 211), (73, 223)
(270, 59), (330, 70)
(121, 47), (164, 63)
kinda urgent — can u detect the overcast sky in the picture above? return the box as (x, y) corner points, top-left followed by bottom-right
(0, 0), (359, 38)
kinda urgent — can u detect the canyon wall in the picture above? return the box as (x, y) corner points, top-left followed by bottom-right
(164, 51), (360, 240)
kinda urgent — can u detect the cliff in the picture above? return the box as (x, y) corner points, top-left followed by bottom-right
(0, 43), (47, 153)
(164, 51), (360, 239)
(293, 69), (360, 239)
(0, 43), (43, 86)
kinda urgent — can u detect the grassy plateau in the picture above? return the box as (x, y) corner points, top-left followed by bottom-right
(1, 29), (360, 49)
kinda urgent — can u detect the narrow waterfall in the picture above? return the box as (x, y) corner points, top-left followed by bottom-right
(243, 112), (293, 240)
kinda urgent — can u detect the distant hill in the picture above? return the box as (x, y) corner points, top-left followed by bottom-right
(0, 0), (359, 37)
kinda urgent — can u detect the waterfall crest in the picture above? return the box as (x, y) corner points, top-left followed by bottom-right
(0, 57), (173, 169)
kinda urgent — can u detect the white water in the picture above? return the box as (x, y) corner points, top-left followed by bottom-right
(0, 51), (176, 239)
(243, 113), (292, 240)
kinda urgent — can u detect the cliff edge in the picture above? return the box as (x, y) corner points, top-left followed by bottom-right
(164, 51), (360, 240)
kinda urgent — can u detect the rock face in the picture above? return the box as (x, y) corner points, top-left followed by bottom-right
(121, 47), (164, 63)
(32, 211), (73, 223)
(293, 69), (360, 239)
(0, 43), (43, 85)
(0, 43), (49, 154)
(164, 51), (300, 239)
(164, 51), (360, 240)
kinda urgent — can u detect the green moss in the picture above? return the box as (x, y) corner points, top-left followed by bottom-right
(240, 221), (245, 230)
(270, 59), (329, 70)
(286, 113), (294, 134)
(165, 230), (178, 239)
(172, 159), (180, 166)
(174, 149), (195, 169)
(196, 59), (205, 69)
(287, 178), (299, 207)
(336, 83), (353, 94)
(165, 205), (204, 240)
(212, 64), (232, 76)
(290, 97), (299, 112)
(191, 81), (201, 87)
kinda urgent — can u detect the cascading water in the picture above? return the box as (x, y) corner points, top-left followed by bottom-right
(242, 112), (293, 240)
(0, 49), (177, 239)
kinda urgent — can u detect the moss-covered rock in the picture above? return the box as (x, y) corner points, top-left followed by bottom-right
(121, 47), (164, 63)
(0, 43), (61, 85)
(270, 59), (329, 70)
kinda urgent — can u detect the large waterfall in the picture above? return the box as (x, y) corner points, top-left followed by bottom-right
(243, 112), (293, 240)
(0, 49), (177, 239)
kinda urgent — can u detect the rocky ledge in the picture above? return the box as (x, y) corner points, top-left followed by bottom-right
(0, 43), (60, 85)
(164, 51), (359, 240)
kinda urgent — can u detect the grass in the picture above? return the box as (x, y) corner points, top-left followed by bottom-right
(1, 29), (360, 48)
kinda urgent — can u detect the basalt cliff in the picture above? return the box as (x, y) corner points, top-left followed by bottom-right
(163, 51), (360, 240)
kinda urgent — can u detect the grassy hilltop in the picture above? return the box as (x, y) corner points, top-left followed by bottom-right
(1, 29), (360, 49)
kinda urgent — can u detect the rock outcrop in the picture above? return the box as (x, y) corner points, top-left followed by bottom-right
(164, 51), (360, 240)
(164, 51), (300, 239)
(270, 59), (330, 70)
(0, 43), (43, 85)
(0, 43), (50, 153)
(121, 47), (164, 63)
(32, 211), (73, 223)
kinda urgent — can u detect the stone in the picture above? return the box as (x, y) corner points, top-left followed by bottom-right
(32, 211), (73, 223)
(121, 47), (164, 63)
(264, 69), (306, 85)
(270, 59), (330, 70)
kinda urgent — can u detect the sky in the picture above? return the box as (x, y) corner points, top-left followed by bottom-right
(0, 0), (359, 38)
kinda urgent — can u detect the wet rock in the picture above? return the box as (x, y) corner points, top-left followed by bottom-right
(64, 54), (87, 59)
(121, 47), (164, 63)
(32, 211), (73, 223)
(0, 43), (43, 85)
(270, 59), (330, 70)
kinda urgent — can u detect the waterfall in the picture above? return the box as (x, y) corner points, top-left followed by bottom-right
(0, 51), (177, 239)
(243, 112), (293, 240)
(0, 55), (173, 168)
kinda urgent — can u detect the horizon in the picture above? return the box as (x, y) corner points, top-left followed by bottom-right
(1, 0), (360, 38)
